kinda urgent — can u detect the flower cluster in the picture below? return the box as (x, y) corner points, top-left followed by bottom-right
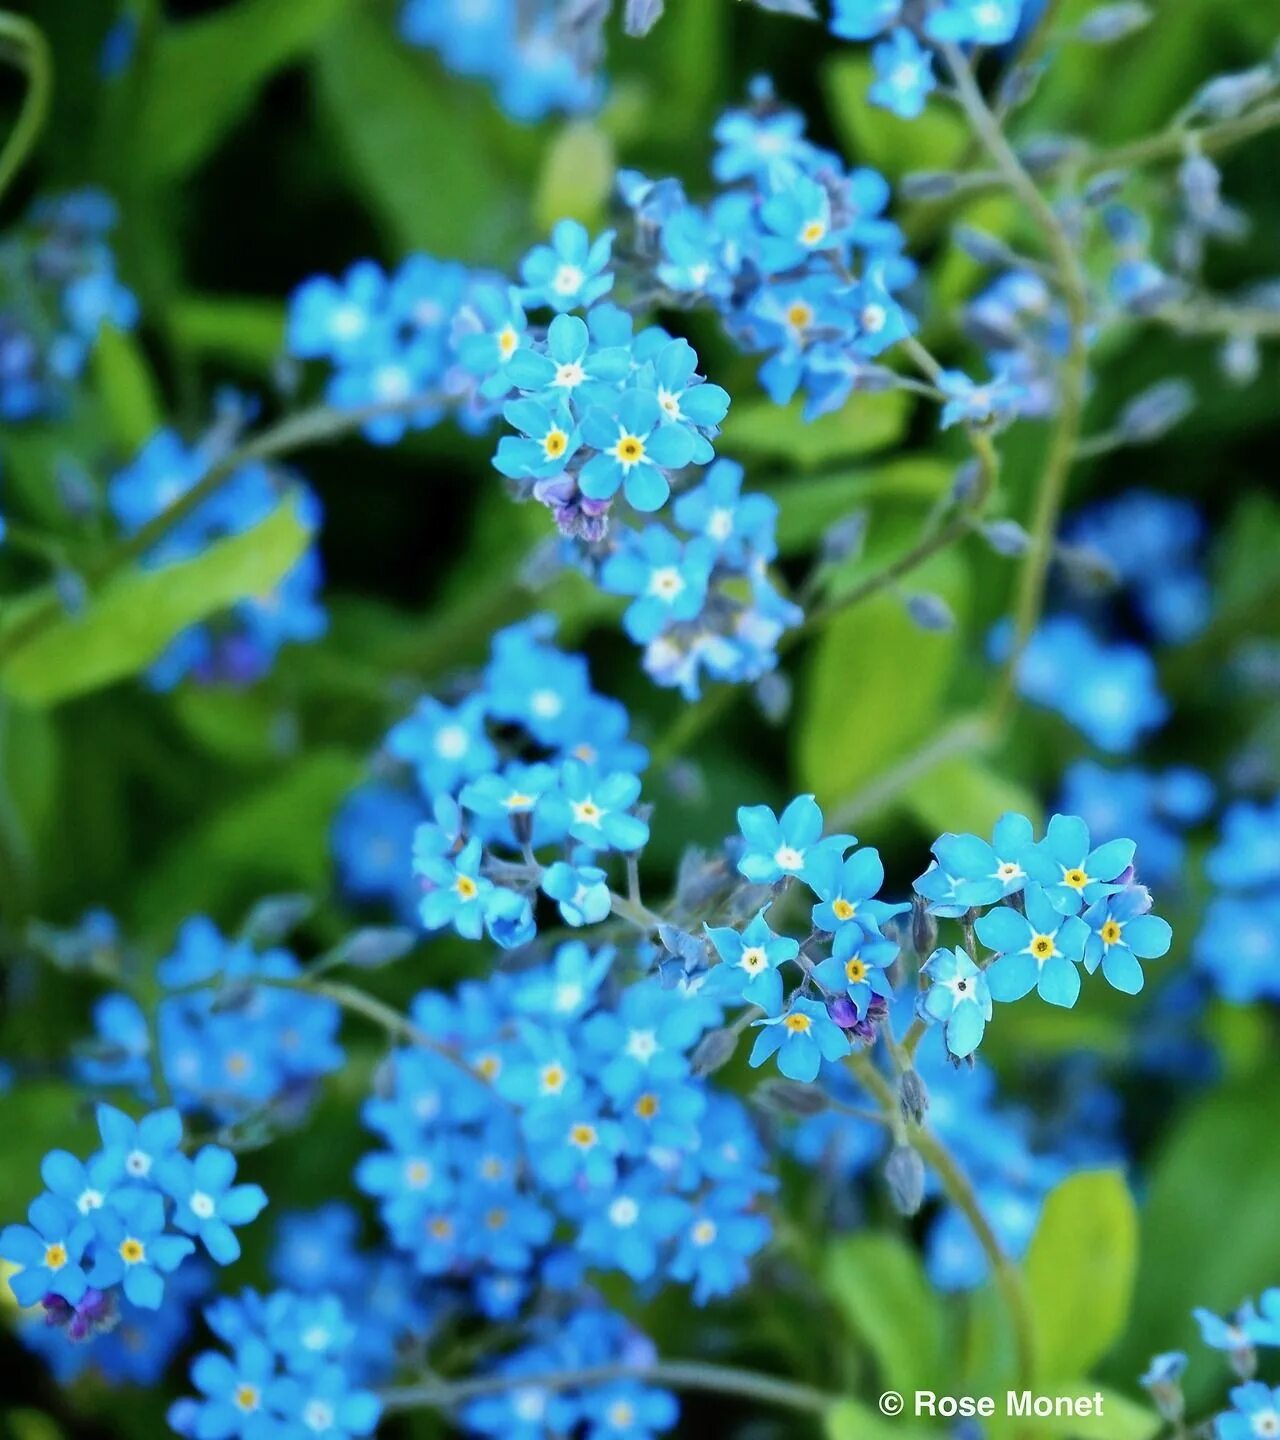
(399, 0), (601, 121)
(1195, 794), (1280, 1004)
(916, 810), (1172, 1056)
(618, 80), (917, 421)
(168, 1289), (381, 1440)
(79, 916), (344, 1122)
(0, 189), (137, 422)
(357, 947), (773, 1311)
(109, 425), (327, 688)
(0, 1105), (265, 1333)
(375, 615), (649, 949)
(1140, 1287), (1280, 1437)
(829, 0), (1022, 118)
(458, 1305), (678, 1440)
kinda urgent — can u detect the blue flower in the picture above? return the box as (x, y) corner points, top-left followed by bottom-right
(540, 862), (612, 927)
(1024, 813), (1136, 915)
(518, 221), (615, 313)
(187, 1336), (281, 1439)
(157, 1146), (269, 1265)
(869, 28), (937, 118)
(0, 1194), (94, 1307)
(1195, 895), (1280, 1004)
(925, 0), (1022, 44)
(39, 1147), (124, 1218)
(416, 835), (493, 939)
(287, 262), (390, 364)
(579, 389), (697, 512)
(545, 760), (649, 852)
(806, 843), (907, 931)
(977, 883), (1090, 1008)
(920, 947), (992, 1058)
(937, 367), (1027, 428)
(1082, 887), (1172, 994)
(387, 694), (496, 795)
(922, 812), (1036, 911)
(1217, 1383), (1280, 1440)
(749, 996), (850, 1082)
(494, 397), (581, 480)
(576, 1180), (691, 1281)
(484, 885), (537, 950)
(87, 1189), (195, 1309)
(96, 1104), (185, 1183)
(1207, 797), (1280, 890)
(649, 338), (730, 455)
(504, 311), (631, 403)
(600, 527), (716, 643)
(1247, 1290), (1280, 1347)
(1194, 1303), (1258, 1354)
(582, 979), (706, 1101)
(704, 907), (798, 1016)
(581, 1380), (680, 1439)
(668, 1186), (770, 1305)
(672, 459), (778, 564)
(272, 1362), (382, 1439)
(813, 919), (898, 1016)
(759, 174), (840, 274)
(454, 282), (530, 397)
(735, 793), (850, 886)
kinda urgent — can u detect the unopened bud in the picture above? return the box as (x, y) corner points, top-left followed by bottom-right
(900, 171), (960, 202)
(899, 1069), (929, 1127)
(623, 0), (665, 36)
(1117, 378), (1195, 443)
(241, 893), (314, 946)
(693, 1026), (740, 1076)
(337, 927), (417, 969)
(885, 1144), (926, 1216)
(983, 519), (1031, 556)
(911, 896), (938, 958)
(821, 510), (867, 566)
(905, 593), (955, 632)
(1077, 2), (1152, 44)
(754, 1078), (829, 1117)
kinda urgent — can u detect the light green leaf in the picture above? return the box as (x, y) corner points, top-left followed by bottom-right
(796, 545), (970, 808)
(994, 1385), (1160, 1440)
(721, 392), (913, 470)
(534, 121), (615, 232)
(1, 497), (312, 708)
(314, 7), (514, 259)
(1025, 1171), (1138, 1383)
(770, 459), (953, 555)
(825, 1233), (949, 1399)
(137, 0), (350, 180)
(903, 757), (1043, 839)
(92, 325), (162, 453)
(171, 296), (286, 371)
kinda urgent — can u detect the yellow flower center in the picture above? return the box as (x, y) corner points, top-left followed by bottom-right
(541, 1062), (566, 1094)
(474, 1053), (501, 1081)
(428, 1216), (454, 1241)
(635, 1092), (660, 1119)
(831, 898), (856, 921)
(569, 1122), (598, 1148)
(43, 1243), (67, 1271)
(608, 1401), (636, 1429)
(225, 1051), (250, 1078)
(543, 428), (568, 459)
(572, 799), (602, 824)
(801, 219), (827, 246)
(497, 326), (518, 358)
(1064, 867), (1089, 890)
(1030, 934), (1055, 961)
(784, 1012), (812, 1034)
(455, 874), (478, 900)
(119, 1237), (146, 1265)
(485, 1208), (508, 1231)
(235, 1385), (260, 1413)
(845, 957), (867, 984)
(405, 1160), (432, 1188)
(1101, 919), (1122, 946)
(614, 434), (645, 464)
(785, 301), (814, 331)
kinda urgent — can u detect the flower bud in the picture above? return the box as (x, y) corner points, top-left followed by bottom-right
(905, 593), (955, 632)
(911, 896), (938, 959)
(692, 1026), (740, 1076)
(754, 1078), (829, 1117)
(885, 1144), (926, 1216)
(1077, 2), (1152, 44)
(899, 1069), (929, 1127)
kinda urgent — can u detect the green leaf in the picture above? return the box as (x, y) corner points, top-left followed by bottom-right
(995, 1386), (1160, 1440)
(721, 392), (913, 470)
(131, 750), (361, 942)
(795, 544), (970, 808)
(170, 296), (286, 371)
(823, 54), (966, 176)
(769, 459), (953, 555)
(92, 325), (163, 453)
(1113, 1071), (1280, 1412)
(137, 0), (351, 180)
(0, 497), (312, 708)
(1025, 1171), (1138, 1383)
(902, 757), (1043, 839)
(534, 120), (615, 232)
(825, 1233), (949, 1398)
(314, 7), (514, 260)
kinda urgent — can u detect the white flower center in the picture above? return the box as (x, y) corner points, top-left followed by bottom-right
(434, 724), (469, 760)
(125, 1149), (151, 1177)
(303, 1400), (335, 1433)
(609, 1196), (640, 1228)
(774, 844), (804, 872)
(649, 566), (685, 600)
(76, 1188), (104, 1214)
(189, 1191), (216, 1220)
(626, 1029), (659, 1062)
(553, 263), (584, 295)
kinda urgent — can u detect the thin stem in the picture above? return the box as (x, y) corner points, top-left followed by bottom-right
(0, 13), (52, 204)
(942, 45), (1092, 729)
(381, 1358), (836, 1417)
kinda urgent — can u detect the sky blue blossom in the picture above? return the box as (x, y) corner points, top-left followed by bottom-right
(735, 793), (850, 886)
(96, 1104), (185, 1183)
(921, 812), (1036, 911)
(518, 221), (615, 313)
(1217, 1383), (1280, 1440)
(649, 338), (731, 453)
(157, 1146), (269, 1265)
(1247, 1290), (1280, 1347)
(0, 1195), (95, 1307)
(869, 29), (936, 118)
(977, 882), (1090, 1008)
(1082, 887), (1172, 994)
(581, 1380), (680, 1440)
(937, 367), (1028, 428)
(1025, 813), (1136, 915)
(806, 843), (907, 931)
(416, 835), (493, 939)
(1206, 797), (1280, 890)
(749, 996), (850, 1082)
(925, 0), (1023, 45)
(87, 1189), (195, 1309)
(813, 919), (898, 1016)
(668, 1186), (771, 1305)
(1194, 1303), (1259, 1354)
(583, 979), (706, 1101)
(829, 0), (902, 41)
(493, 397), (581, 480)
(504, 311), (630, 402)
(920, 947), (992, 1058)
(599, 527), (716, 642)
(579, 388), (697, 512)
(1195, 895), (1280, 1004)
(576, 1181), (691, 1282)
(704, 907), (798, 1016)
(541, 862), (612, 927)
(544, 760), (649, 851)
(672, 458), (778, 564)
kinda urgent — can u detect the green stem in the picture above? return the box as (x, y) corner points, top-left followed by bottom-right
(0, 13), (52, 204)
(848, 1052), (1037, 1394)
(380, 1359), (836, 1417)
